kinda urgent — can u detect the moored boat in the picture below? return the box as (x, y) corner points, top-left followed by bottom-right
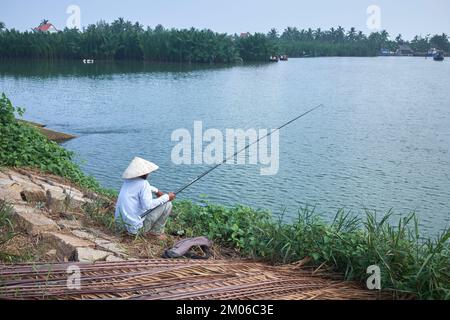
(279, 55), (288, 61)
(269, 55), (279, 62)
(433, 51), (445, 61)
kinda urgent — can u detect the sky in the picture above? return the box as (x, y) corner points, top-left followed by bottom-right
(1, 0), (449, 40)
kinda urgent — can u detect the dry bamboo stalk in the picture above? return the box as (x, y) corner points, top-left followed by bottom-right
(0, 259), (379, 300)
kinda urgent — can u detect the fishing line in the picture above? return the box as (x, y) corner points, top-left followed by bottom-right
(141, 103), (324, 218)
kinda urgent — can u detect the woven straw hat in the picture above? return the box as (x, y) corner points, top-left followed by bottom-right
(122, 157), (159, 179)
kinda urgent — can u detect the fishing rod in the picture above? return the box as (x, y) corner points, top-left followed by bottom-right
(141, 103), (323, 218)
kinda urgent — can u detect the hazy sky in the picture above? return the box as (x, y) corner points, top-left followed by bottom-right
(1, 0), (449, 40)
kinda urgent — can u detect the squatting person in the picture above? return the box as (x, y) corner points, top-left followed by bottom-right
(115, 157), (176, 239)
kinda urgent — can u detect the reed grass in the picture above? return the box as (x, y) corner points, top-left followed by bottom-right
(0, 200), (18, 261)
(0, 200), (14, 240)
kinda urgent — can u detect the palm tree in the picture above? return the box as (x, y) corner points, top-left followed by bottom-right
(395, 34), (404, 45)
(380, 30), (389, 41)
(356, 31), (366, 41)
(430, 33), (449, 51)
(347, 27), (356, 41)
(314, 28), (322, 41)
(267, 28), (278, 40)
(335, 26), (345, 42)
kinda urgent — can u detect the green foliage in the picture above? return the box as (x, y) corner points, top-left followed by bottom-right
(82, 199), (117, 232)
(0, 93), (108, 194)
(169, 200), (272, 249)
(237, 33), (279, 61)
(0, 19), (240, 63)
(1, 20), (448, 62)
(168, 200), (450, 299)
(140, 26), (240, 63)
(0, 200), (17, 262)
(0, 200), (14, 242)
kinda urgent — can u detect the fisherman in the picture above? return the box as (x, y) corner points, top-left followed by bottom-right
(115, 157), (176, 240)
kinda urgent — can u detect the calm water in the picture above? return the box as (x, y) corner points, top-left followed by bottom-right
(1, 58), (449, 235)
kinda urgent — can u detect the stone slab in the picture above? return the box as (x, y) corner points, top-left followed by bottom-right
(56, 219), (83, 230)
(105, 255), (125, 262)
(0, 183), (23, 202)
(75, 247), (110, 263)
(12, 205), (58, 235)
(43, 232), (95, 260)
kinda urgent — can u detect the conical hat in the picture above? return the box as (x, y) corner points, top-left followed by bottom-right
(122, 157), (159, 179)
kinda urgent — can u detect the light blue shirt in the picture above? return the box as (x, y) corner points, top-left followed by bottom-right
(114, 178), (169, 234)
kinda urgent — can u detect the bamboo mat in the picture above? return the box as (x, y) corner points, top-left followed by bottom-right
(0, 259), (380, 300)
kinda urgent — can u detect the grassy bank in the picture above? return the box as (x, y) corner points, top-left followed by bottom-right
(0, 93), (113, 196)
(1, 93), (449, 299)
(168, 201), (449, 299)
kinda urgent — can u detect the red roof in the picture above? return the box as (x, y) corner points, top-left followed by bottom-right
(34, 23), (57, 32)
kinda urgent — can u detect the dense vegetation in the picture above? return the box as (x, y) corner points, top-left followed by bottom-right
(273, 27), (450, 57)
(0, 93), (107, 194)
(168, 200), (449, 299)
(0, 19), (240, 63)
(0, 19), (448, 62)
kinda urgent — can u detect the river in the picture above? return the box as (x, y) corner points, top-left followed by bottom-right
(1, 57), (449, 235)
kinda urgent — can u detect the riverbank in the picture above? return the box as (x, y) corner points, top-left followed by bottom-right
(18, 119), (76, 142)
(0, 167), (383, 300)
(0, 93), (449, 299)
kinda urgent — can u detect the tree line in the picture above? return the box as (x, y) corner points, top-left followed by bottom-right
(0, 19), (448, 62)
(270, 27), (449, 57)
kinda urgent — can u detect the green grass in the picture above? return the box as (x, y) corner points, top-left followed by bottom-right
(168, 200), (450, 299)
(0, 200), (15, 242)
(0, 200), (52, 263)
(0, 200), (19, 262)
(82, 198), (117, 233)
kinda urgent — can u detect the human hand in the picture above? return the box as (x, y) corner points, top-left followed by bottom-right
(156, 191), (164, 197)
(168, 192), (176, 201)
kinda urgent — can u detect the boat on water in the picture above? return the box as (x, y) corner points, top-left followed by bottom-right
(426, 48), (438, 58)
(279, 55), (288, 61)
(433, 51), (445, 61)
(269, 55), (279, 62)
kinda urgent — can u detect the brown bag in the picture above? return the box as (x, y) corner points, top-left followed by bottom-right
(162, 236), (213, 259)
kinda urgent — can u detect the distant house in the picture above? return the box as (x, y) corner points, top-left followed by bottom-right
(396, 44), (414, 56)
(33, 21), (58, 33)
(240, 32), (250, 38)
